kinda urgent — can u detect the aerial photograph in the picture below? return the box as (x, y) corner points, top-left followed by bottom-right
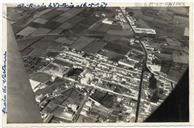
(6, 6), (189, 123)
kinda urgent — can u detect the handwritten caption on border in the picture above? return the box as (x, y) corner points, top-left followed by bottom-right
(2, 51), (7, 114)
(16, 2), (108, 8)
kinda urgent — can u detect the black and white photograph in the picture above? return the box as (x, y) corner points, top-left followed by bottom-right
(4, 3), (190, 125)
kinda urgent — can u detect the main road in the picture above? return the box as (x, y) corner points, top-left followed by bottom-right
(119, 7), (148, 122)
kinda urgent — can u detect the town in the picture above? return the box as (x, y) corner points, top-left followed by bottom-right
(8, 6), (189, 122)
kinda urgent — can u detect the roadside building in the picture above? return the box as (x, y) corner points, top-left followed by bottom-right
(147, 63), (161, 72)
(118, 59), (136, 68)
(133, 27), (156, 35)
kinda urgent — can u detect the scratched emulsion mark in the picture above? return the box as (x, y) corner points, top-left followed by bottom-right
(2, 51), (7, 114)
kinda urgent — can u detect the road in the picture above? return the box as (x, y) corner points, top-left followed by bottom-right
(61, 76), (137, 100)
(119, 7), (148, 122)
(62, 51), (142, 74)
(72, 89), (92, 122)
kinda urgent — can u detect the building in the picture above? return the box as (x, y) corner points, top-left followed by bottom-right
(80, 73), (94, 85)
(102, 18), (113, 25)
(55, 111), (74, 121)
(118, 59), (136, 68)
(29, 79), (41, 92)
(126, 15), (136, 25)
(147, 63), (161, 72)
(133, 27), (156, 35)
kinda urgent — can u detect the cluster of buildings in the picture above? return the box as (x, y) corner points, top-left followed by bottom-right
(29, 47), (144, 122)
(120, 7), (156, 36)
